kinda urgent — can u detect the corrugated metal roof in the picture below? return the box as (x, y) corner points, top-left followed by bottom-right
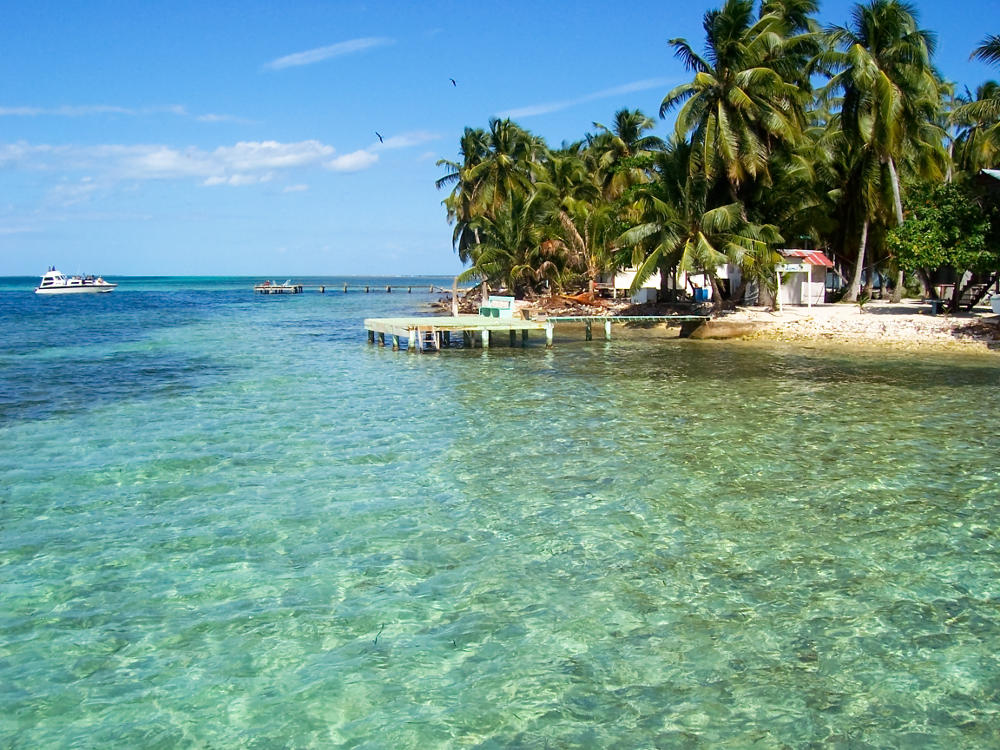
(780, 249), (834, 267)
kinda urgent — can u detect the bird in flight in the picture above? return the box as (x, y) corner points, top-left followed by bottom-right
(375, 131), (384, 143)
(449, 78), (457, 87)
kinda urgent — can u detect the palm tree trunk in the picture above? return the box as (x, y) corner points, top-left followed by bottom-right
(845, 220), (869, 303)
(887, 157), (905, 303)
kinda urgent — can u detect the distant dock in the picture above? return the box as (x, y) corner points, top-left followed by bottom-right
(363, 314), (710, 351)
(255, 283), (445, 295)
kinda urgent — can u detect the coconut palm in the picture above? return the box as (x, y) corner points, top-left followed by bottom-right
(950, 36), (1000, 171)
(823, 0), (945, 301)
(533, 148), (614, 290)
(436, 127), (490, 262)
(619, 146), (783, 304)
(586, 108), (665, 199)
(660, 0), (809, 202)
(463, 118), (543, 219)
(457, 192), (566, 297)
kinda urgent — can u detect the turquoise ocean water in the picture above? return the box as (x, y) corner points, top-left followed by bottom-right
(2, 275), (1000, 747)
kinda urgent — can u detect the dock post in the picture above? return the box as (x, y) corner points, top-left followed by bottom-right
(378, 332), (386, 347)
(408, 329), (417, 351)
(343, 283), (348, 293)
(509, 330), (516, 347)
(433, 329), (441, 350)
(482, 330), (490, 349)
(522, 330), (528, 346)
(408, 287), (412, 293)
(585, 321), (592, 341)
(368, 329), (375, 344)
(320, 285), (325, 293)
(386, 285), (391, 293)
(365, 285), (370, 293)
(443, 331), (451, 347)
(391, 334), (400, 351)
(545, 322), (554, 348)
(605, 319), (612, 340)
(463, 330), (473, 348)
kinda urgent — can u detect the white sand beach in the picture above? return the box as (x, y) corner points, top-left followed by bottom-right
(716, 299), (1000, 350)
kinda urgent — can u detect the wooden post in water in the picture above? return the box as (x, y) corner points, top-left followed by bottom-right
(545, 322), (554, 348)
(386, 285), (391, 293)
(585, 321), (592, 341)
(378, 332), (385, 347)
(510, 330), (516, 347)
(391, 334), (400, 351)
(482, 329), (490, 349)
(463, 330), (472, 347)
(522, 330), (529, 346)
(408, 329), (417, 351)
(343, 283), (348, 293)
(320, 285), (325, 293)
(365, 285), (370, 293)
(605, 319), (612, 340)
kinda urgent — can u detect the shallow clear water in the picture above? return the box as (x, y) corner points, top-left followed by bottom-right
(2, 277), (1000, 747)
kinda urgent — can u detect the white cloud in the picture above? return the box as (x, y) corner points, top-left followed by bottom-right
(263, 37), (393, 70)
(499, 77), (675, 119)
(327, 150), (379, 172)
(48, 177), (101, 205)
(0, 104), (249, 123)
(373, 131), (439, 150)
(283, 184), (309, 193)
(0, 139), (340, 186)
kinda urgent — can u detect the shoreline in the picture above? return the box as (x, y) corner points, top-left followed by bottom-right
(466, 295), (1000, 353)
(711, 300), (1000, 352)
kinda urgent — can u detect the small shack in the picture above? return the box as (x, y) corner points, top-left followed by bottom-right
(771, 249), (834, 306)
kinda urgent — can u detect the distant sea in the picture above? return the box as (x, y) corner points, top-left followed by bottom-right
(2, 275), (1000, 747)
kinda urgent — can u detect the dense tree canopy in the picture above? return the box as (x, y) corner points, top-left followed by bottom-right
(437, 1), (999, 306)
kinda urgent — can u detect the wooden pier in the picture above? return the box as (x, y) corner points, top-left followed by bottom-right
(255, 283), (444, 295)
(363, 314), (710, 351)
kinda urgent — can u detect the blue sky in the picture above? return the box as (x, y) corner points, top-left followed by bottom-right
(1, 0), (996, 276)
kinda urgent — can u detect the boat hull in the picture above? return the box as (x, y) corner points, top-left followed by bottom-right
(35, 285), (117, 295)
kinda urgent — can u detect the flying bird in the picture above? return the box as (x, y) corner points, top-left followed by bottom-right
(375, 131), (384, 143)
(449, 78), (457, 87)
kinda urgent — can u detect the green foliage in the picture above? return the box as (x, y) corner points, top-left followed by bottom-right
(887, 181), (998, 274)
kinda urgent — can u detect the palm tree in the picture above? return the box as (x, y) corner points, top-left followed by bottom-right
(823, 0), (945, 301)
(950, 36), (1000, 172)
(586, 108), (665, 199)
(436, 127), (490, 262)
(660, 0), (809, 203)
(619, 146), (783, 304)
(533, 148), (613, 291)
(463, 119), (542, 220)
(457, 192), (566, 297)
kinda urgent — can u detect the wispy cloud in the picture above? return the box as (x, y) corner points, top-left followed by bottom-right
(327, 150), (378, 172)
(372, 131), (439, 150)
(498, 78), (675, 119)
(1, 129), (437, 190)
(0, 104), (251, 124)
(263, 37), (394, 71)
(1, 139), (338, 187)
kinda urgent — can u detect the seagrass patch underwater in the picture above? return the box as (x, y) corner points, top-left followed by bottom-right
(2, 277), (999, 747)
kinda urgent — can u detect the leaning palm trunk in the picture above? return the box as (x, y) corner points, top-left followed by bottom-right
(887, 157), (906, 303)
(845, 220), (869, 302)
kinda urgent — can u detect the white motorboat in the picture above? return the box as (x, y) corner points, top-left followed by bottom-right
(34, 267), (117, 295)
